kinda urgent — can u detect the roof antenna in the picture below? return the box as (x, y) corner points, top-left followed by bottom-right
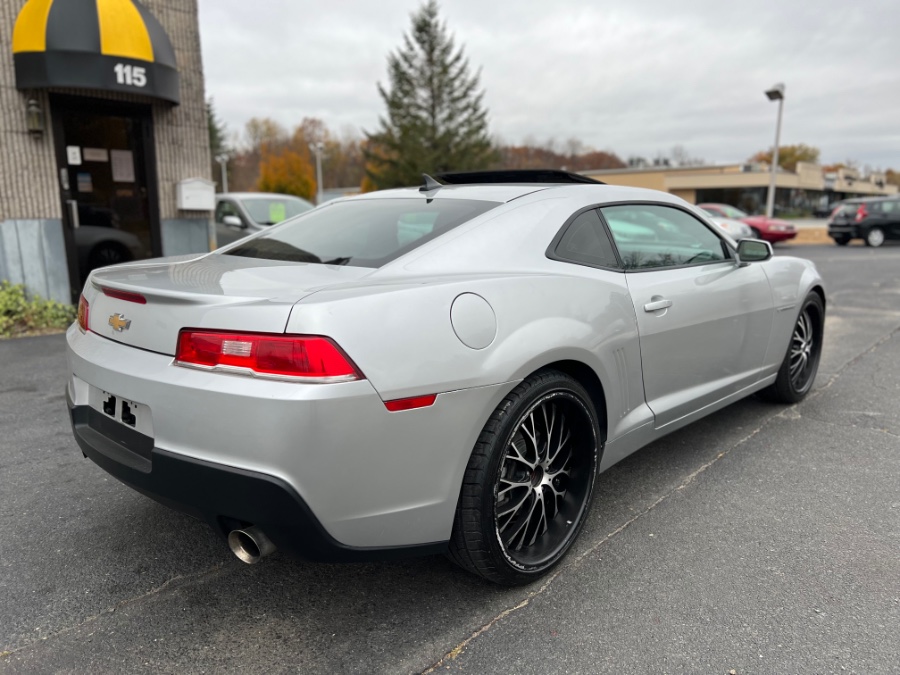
(420, 173), (442, 192)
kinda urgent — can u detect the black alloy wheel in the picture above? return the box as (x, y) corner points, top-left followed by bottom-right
(447, 370), (601, 585)
(762, 292), (825, 404)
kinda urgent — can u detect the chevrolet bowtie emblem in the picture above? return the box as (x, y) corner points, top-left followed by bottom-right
(108, 313), (132, 332)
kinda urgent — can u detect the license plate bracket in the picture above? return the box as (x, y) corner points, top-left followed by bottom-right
(89, 387), (154, 438)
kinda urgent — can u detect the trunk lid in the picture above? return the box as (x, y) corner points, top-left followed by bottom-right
(86, 253), (374, 355)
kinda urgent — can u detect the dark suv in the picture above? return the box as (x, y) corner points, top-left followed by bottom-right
(828, 197), (900, 247)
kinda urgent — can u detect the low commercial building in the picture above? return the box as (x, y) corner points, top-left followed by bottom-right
(582, 163), (897, 216)
(1, 0), (213, 305)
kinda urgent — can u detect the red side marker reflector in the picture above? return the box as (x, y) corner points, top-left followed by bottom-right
(101, 287), (147, 304)
(384, 394), (437, 412)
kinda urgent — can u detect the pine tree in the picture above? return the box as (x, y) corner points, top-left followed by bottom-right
(365, 1), (496, 189)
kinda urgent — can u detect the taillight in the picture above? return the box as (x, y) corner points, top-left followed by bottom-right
(77, 295), (89, 332)
(101, 287), (147, 304)
(175, 330), (363, 382)
(855, 204), (868, 222)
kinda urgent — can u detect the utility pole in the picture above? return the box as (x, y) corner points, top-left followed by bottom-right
(764, 83), (785, 219)
(309, 142), (325, 205)
(216, 155), (229, 193)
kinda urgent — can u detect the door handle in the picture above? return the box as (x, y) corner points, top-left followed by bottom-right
(67, 200), (80, 229)
(643, 298), (672, 312)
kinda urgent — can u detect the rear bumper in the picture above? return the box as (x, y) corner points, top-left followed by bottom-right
(828, 224), (858, 238)
(66, 326), (512, 553)
(67, 391), (446, 562)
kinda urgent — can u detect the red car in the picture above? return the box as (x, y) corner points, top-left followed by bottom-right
(698, 203), (797, 243)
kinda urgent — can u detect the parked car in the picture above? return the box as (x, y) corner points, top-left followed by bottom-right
(73, 204), (148, 283)
(74, 226), (146, 283)
(698, 209), (754, 240)
(66, 171), (825, 586)
(698, 203), (797, 243)
(814, 198), (844, 219)
(827, 196), (900, 247)
(215, 192), (314, 247)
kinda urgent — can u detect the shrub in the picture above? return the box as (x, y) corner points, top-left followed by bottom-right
(0, 281), (76, 338)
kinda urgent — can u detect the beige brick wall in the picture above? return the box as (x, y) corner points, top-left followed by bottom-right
(0, 0), (60, 220)
(145, 0), (211, 220)
(0, 0), (211, 222)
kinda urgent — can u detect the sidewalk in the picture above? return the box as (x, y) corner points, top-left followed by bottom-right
(788, 227), (830, 245)
(785, 218), (829, 245)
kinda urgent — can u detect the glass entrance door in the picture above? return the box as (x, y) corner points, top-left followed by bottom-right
(51, 95), (161, 300)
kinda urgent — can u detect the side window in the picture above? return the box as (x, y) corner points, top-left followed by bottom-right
(215, 201), (237, 223)
(879, 200), (895, 213)
(553, 209), (619, 269)
(600, 204), (729, 271)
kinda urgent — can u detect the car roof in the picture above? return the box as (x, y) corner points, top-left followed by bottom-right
(338, 182), (690, 207)
(856, 195), (897, 202)
(435, 169), (603, 185)
(346, 184), (554, 203)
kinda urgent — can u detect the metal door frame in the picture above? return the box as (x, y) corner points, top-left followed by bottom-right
(49, 94), (162, 302)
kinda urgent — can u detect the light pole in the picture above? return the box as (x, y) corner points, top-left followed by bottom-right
(764, 83), (785, 219)
(308, 141), (324, 205)
(216, 154), (229, 193)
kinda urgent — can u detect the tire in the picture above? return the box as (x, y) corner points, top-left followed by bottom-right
(751, 227), (763, 239)
(761, 292), (825, 404)
(833, 236), (850, 246)
(865, 227), (885, 248)
(447, 370), (601, 585)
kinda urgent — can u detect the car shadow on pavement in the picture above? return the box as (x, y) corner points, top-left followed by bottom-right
(10, 395), (782, 673)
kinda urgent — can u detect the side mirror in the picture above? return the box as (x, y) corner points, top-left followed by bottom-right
(736, 238), (773, 266)
(222, 215), (245, 229)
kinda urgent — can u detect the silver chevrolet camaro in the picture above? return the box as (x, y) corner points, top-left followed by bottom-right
(66, 171), (825, 586)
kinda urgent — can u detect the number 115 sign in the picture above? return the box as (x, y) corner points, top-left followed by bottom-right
(114, 63), (147, 88)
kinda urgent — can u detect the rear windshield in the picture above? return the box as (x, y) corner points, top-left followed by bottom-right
(225, 198), (500, 268)
(837, 202), (862, 216)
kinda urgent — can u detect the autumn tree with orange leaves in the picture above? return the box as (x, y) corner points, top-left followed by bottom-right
(256, 144), (316, 200)
(750, 144), (820, 172)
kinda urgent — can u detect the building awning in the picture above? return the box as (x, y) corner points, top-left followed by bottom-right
(12, 0), (180, 104)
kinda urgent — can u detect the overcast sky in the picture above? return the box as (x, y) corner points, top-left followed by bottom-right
(198, 0), (900, 169)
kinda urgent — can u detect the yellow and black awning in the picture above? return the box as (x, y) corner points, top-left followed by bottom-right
(12, 0), (179, 104)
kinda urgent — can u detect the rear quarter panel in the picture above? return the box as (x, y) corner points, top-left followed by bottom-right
(285, 270), (647, 443)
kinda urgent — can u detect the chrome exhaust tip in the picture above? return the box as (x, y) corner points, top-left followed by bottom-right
(227, 526), (276, 564)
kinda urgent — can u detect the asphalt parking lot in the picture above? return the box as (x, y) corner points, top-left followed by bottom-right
(1, 243), (898, 674)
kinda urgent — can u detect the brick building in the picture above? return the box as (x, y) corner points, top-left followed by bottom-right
(1, 0), (212, 304)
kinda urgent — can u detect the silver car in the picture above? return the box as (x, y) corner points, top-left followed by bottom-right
(215, 192), (314, 247)
(66, 173), (825, 585)
(708, 215), (755, 240)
